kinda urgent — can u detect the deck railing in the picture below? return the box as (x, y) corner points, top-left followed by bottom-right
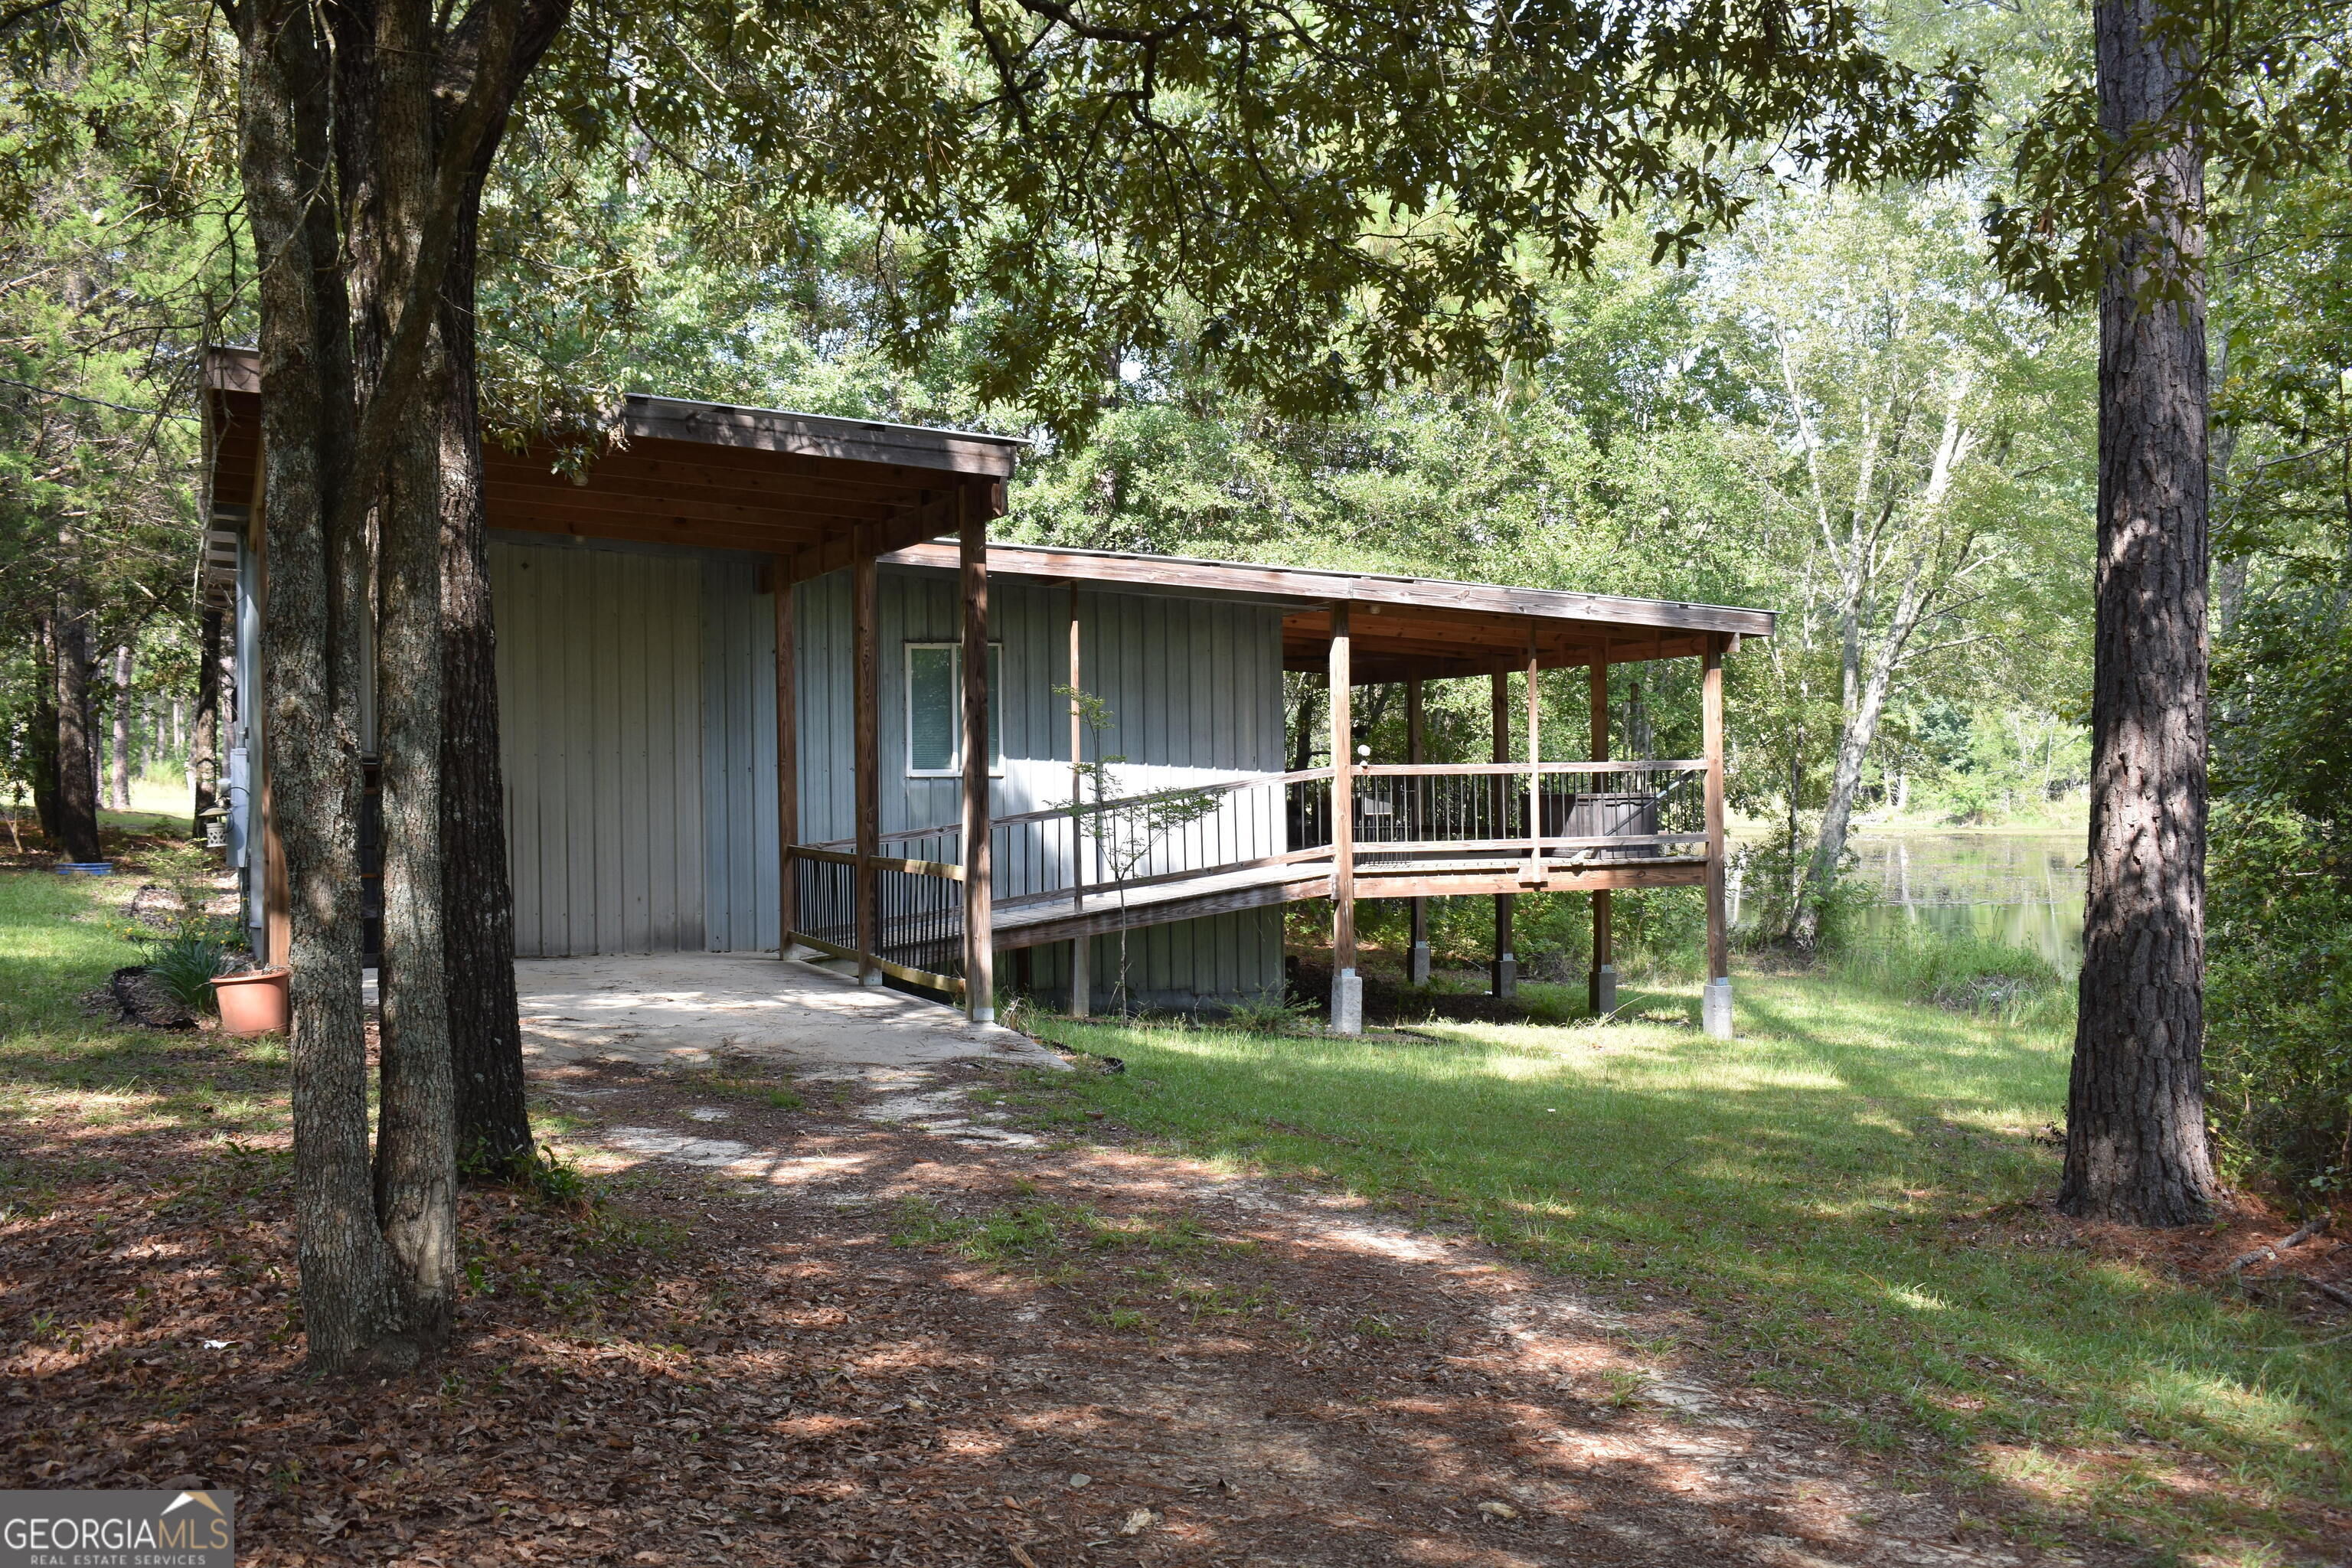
(786, 760), (1706, 985)
(789, 847), (969, 995)
(1348, 762), (1707, 861)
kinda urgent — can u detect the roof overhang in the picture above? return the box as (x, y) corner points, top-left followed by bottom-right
(202, 345), (1023, 580)
(881, 541), (1772, 682)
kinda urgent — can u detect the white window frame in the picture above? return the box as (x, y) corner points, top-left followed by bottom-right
(903, 641), (1004, 778)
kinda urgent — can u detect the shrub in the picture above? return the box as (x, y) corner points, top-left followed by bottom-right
(2204, 810), (2352, 1196)
(1828, 923), (2070, 1026)
(140, 923), (240, 1012)
(1730, 836), (1873, 952)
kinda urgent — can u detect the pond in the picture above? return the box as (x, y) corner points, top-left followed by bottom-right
(1733, 831), (2086, 969)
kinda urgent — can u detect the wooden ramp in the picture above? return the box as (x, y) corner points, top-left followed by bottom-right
(988, 851), (1704, 950)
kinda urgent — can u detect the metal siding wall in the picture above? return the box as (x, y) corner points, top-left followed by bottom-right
(783, 563), (1289, 1006)
(701, 560), (780, 952)
(1021, 907), (1286, 1013)
(490, 540), (706, 956)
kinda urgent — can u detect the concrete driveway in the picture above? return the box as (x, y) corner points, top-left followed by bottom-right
(511, 952), (1065, 1078)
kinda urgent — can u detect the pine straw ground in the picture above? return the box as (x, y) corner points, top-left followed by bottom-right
(14, 1012), (2280, 1568)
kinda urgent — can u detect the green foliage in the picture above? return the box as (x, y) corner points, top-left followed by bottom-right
(1826, 923), (2070, 1027)
(2206, 810), (2352, 1196)
(139, 924), (233, 1011)
(525, 0), (1981, 440)
(2201, 146), (2352, 1196)
(1730, 838), (1873, 954)
(523, 1144), (594, 1213)
(1219, 988), (1321, 1036)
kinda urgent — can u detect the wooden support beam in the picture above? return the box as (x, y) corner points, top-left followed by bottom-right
(1524, 626), (1541, 878)
(853, 529), (881, 987)
(1703, 634), (1731, 1038)
(1068, 583), (1089, 1018)
(1490, 670), (1514, 1000)
(1329, 604), (1361, 1033)
(774, 555), (799, 957)
(959, 487), (995, 1023)
(1589, 648), (1614, 1017)
(1406, 678), (1429, 988)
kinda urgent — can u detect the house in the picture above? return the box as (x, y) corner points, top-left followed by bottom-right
(202, 348), (1771, 1036)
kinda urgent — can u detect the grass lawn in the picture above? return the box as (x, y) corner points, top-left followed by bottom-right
(0, 864), (289, 1146)
(1025, 964), (2352, 1563)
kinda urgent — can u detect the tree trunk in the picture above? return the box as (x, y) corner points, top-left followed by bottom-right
(237, 0), (413, 1374)
(1790, 567), (1932, 949)
(428, 0), (570, 1172)
(2060, 0), (2219, 1227)
(438, 149), (531, 1175)
(342, 0), (462, 1351)
(110, 642), (134, 810)
(194, 606), (223, 834)
(31, 613), (63, 847)
(52, 596), (103, 863)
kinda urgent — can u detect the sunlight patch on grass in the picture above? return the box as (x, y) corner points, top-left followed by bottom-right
(1021, 965), (2351, 1561)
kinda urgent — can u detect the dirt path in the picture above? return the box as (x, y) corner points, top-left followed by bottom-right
(3, 1045), (2127, 1566)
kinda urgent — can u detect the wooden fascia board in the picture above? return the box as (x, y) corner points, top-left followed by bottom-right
(488, 510), (831, 555)
(623, 400), (1022, 479)
(480, 477), (880, 534)
(488, 452), (933, 514)
(884, 541), (1772, 638)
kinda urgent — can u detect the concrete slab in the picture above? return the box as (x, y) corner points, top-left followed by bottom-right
(512, 952), (1066, 1077)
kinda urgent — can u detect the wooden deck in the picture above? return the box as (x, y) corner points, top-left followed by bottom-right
(988, 851), (1704, 950)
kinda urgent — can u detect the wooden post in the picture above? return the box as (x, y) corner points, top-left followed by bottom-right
(1589, 650), (1615, 1018)
(1703, 633), (1731, 1038)
(853, 531), (881, 987)
(1406, 678), (1429, 988)
(1489, 669), (1514, 1000)
(1067, 583), (1089, 1018)
(1524, 626), (1542, 878)
(959, 488), (995, 1024)
(773, 555), (799, 959)
(1328, 603), (1361, 1034)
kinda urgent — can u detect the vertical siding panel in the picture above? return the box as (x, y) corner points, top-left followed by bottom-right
(755, 582), (779, 949)
(619, 555), (651, 952)
(699, 564), (728, 949)
(495, 547), (537, 956)
(592, 552), (623, 952)
(675, 560), (707, 950)
(643, 560), (678, 950)
(539, 551), (573, 954)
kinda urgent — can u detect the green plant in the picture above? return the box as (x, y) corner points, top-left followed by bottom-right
(1221, 988), (1320, 1035)
(141, 924), (237, 1011)
(525, 1143), (593, 1211)
(2204, 808), (2352, 1195)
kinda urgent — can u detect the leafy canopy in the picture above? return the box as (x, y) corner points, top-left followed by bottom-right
(535, 0), (1983, 434)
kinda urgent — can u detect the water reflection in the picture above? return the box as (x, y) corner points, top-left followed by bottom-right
(1733, 833), (2086, 969)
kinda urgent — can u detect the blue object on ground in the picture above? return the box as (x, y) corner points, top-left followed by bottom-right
(54, 862), (113, 875)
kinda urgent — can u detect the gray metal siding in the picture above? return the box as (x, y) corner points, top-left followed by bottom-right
(1021, 909), (1287, 1014)
(792, 565), (1289, 1003)
(488, 541), (1287, 998)
(701, 558), (779, 952)
(491, 540), (706, 956)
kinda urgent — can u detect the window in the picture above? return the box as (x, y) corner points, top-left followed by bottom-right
(905, 642), (1002, 776)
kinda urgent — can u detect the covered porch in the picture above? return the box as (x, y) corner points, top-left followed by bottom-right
(787, 544), (1769, 1037)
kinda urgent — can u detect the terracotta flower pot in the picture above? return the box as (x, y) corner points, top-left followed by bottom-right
(211, 966), (291, 1037)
